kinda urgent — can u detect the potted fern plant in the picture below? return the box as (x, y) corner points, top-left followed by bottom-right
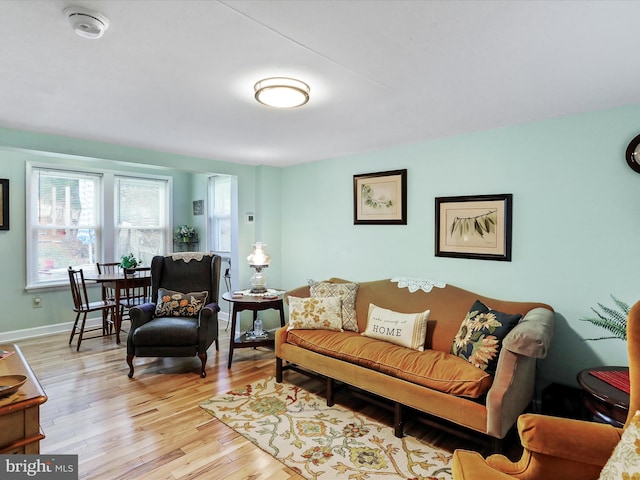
(579, 295), (630, 341)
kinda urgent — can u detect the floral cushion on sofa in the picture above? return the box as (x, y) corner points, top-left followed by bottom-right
(155, 288), (208, 317)
(451, 299), (522, 375)
(287, 296), (343, 331)
(599, 409), (640, 480)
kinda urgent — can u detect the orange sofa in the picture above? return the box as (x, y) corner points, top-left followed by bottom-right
(275, 278), (554, 442)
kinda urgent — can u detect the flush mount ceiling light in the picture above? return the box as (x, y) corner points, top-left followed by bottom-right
(64, 7), (110, 39)
(254, 77), (310, 109)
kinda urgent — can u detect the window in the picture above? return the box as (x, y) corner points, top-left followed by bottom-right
(209, 175), (231, 253)
(27, 167), (102, 287)
(115, 176), (168, 266)
(27, 164), (171, 289)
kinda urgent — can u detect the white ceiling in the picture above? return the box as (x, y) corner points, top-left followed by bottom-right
(2, 0), (640, 167)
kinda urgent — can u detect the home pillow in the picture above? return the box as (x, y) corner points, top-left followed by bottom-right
(155, 288), (208, 317)
(310, 281), (359, 332)
(451, 299), (522, 375)
(287, 296), (343, 331)
(598, 410), (640, 479)
(362, 303), (430, 351)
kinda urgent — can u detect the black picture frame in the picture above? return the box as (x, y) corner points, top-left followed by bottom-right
(0, 179), (8, 231)
(435, 194), (512, 261)
(353, 169), (407, 225)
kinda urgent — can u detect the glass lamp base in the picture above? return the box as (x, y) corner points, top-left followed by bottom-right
(250, 269), (267, 293)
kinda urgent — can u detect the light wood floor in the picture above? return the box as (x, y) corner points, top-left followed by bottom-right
(13, 320), (503, 480)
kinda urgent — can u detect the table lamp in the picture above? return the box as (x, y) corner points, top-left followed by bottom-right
(247, 242), (271, 293)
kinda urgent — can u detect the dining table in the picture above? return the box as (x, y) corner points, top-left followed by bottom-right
(84, 268), (152, 344)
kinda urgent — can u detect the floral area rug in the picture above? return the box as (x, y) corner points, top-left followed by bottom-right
(200, 377), (452, 480)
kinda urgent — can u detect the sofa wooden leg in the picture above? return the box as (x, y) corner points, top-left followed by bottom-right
(126, 354), (134, 378)
(276, 357), (283, 383)
(326, 377), (335, 407)
(394, 402), (404, 438)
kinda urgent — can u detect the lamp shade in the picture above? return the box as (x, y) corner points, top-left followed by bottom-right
(247, 242), (271, 267)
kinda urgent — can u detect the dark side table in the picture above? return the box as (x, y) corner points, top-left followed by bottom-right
(577, 366), (629, 427)
(222, 291), (286, 368)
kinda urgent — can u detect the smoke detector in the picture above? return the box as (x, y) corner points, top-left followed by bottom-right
(64, 7), (110, 39)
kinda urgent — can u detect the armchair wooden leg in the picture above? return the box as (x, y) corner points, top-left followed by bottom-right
(215, 338), (219, 351)
(126, 354), (134, 378)
(198, 352), (207, 378)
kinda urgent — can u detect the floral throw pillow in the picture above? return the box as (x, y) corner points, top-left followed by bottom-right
(155, 288), (208, 318)
(287, 296), (343, 331)
(599, 410), (640, 480)
(451, 300), (522, 375)
(310, 281), (359, 332)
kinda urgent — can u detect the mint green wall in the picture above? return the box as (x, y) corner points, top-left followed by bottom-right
(0, 128), (274, 338)
(2, 104), (640, 388)
(279, 105), (640, 387)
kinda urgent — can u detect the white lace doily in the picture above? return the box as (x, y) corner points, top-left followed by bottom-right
(169, 252), (211, 262)
(235, 288), (286, 297)
(390, 277), (446, 293)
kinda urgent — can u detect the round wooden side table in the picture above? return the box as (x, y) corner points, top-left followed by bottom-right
(222, 291), (286, 369)
(577, 366), (629, 427)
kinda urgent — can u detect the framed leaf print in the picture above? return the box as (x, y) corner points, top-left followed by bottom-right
(435, 194), (512, 261)
(353, 169), (407, 225)
(0, 179), (8, 231)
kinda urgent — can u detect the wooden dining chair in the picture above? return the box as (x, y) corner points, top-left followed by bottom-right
(68, 267), (117, 351)
(96, 261), (122, 334)
(118, 267), (152, 327)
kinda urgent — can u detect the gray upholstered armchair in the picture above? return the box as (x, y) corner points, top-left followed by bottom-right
(126, 253), (221, 378)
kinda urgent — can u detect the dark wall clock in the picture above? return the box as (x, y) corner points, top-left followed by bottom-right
(625, 133), (640, 174)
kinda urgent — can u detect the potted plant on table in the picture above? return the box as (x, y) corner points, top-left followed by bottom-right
(175, 225), (198, 245)
(119, 253), (140, 274)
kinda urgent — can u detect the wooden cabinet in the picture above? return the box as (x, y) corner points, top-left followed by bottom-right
(0, 344), (47, 453)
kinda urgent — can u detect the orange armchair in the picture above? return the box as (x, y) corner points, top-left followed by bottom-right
(452, 300), (640, 480)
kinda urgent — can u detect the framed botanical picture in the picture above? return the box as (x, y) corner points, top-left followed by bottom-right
(0, 179), (8, 231)
(192, 199), (204, 216)
(353, 169), (407, 225)
(435, 194), (512, 261)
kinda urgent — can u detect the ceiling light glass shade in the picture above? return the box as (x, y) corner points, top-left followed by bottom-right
(254, 77), (310, 108)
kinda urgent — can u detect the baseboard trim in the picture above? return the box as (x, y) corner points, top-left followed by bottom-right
(0, 311), (231, 343)
(0, 319), (94, 343)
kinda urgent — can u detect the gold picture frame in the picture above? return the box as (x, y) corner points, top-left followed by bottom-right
(353, 169), (407, 225)
(435, 194), (512, 261)
(0, 179), (8, 231)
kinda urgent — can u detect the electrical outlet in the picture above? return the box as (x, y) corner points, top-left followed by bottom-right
(32, 297), (42, 308)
